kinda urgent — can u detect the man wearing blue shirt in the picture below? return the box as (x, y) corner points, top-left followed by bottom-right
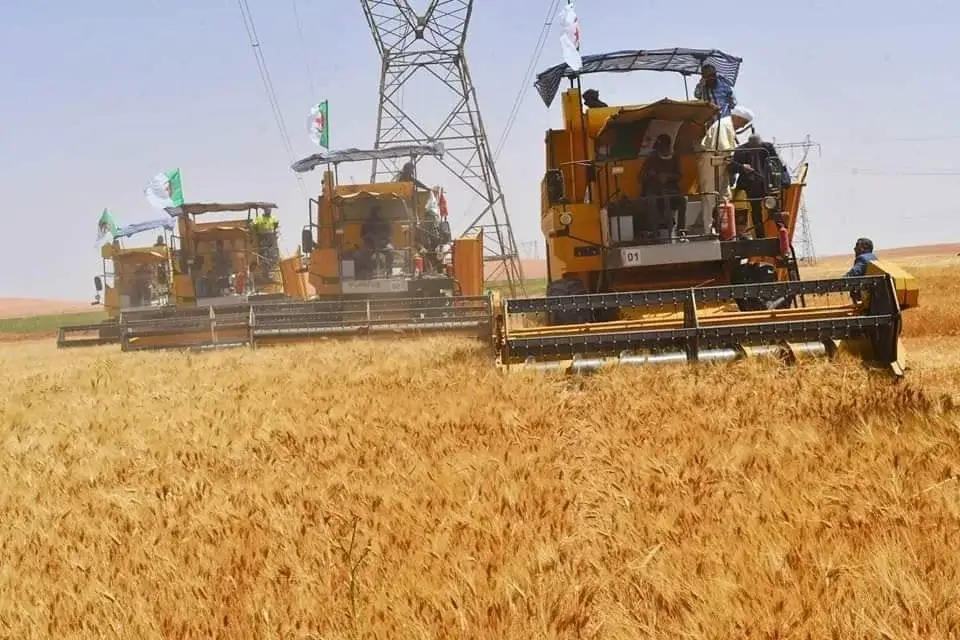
(844, 237), (878, 278)
(844, 237), (878, 304)
(694, 63), (737, 118)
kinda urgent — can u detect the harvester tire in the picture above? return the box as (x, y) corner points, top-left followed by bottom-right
(733, 263), (779, 311)
(545, 277), (591, 326)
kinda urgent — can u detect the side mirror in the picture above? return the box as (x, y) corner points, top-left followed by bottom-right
(94, 276), (103, 292)
(301, 227), (314, 253)
(545, 169), (565, 205)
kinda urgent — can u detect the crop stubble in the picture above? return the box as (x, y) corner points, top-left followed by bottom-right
(1, 259), (959, 638)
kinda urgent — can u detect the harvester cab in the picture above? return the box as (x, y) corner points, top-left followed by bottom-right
(57, 217), (176, 348)
(166, 201), (288, 306)
(292, 141), (466, 299)
(493, 47), (918, 375)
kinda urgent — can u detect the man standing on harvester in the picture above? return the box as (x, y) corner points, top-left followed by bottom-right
(360, 206), (393, 277)
(698, 106), (755, 233)
(729, 133), (791, 238)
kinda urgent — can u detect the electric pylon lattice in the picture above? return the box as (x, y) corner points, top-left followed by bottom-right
(773, 135), (820, 264)
(360, 0), (526, 294)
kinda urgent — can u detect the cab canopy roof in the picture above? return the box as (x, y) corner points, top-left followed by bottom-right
(332, 191), (406, 204)
(597, 98), (720, 137)
(291, 141), (445, 173)
(112, 217), (175, 240)
(166, 201), (277, 217)
(534, 47), (742, 107)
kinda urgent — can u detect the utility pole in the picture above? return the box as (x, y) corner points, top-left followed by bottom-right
(360, 0), (526, 295)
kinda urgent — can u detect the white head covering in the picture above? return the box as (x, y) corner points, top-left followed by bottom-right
(731, 106), (755, 123)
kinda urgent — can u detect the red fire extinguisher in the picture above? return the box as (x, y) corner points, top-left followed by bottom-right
(413, 253), (424, 276)
(778, 225), (790, 256)
(718, 200), (736, 240)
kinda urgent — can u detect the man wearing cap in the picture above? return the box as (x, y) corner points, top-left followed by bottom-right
(697, 106), (755, 233)
(694, 63), (737, 117)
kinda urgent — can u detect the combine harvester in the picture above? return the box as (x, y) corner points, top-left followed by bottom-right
(243, 141), (493, 346)
(490, 48), (919, 376)
(57, 218), (177, 347)
(112, 143), (492, 351)
(113, 201), (305, 351)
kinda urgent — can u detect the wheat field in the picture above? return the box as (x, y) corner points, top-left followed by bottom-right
(2, 256), (960, 639)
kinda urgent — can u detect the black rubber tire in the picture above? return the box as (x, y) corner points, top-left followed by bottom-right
(733, 262), (779, 311)
(545, 277), (591, 325)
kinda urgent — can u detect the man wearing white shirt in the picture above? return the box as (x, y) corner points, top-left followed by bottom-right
(697, 106), (755, 234)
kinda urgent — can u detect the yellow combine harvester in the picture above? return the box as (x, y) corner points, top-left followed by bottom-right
(491, 48), (918, 376)
(115, 201), (306, 351)
(241, 141), (492, 345)
(57, 218), (176, 347)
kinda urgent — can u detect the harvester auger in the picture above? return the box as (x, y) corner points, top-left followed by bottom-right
(490, 47), (919, 376)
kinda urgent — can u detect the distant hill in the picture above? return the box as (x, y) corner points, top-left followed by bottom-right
(0, 298), (95, 320)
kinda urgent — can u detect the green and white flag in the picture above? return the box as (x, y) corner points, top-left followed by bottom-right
(144, 168), (184, 214)
(96, 208), (118, 243)
(308, 101), (329, 148)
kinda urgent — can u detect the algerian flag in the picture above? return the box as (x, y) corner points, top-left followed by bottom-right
(308, 101), (329, 148)
(96, 208), (118, 243)
(144, 168), (184, 214)
(559, 1), (582, 72)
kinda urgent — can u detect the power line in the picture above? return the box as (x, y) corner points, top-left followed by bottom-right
(290, 0), (317, 98)
(462, 0), (562, 220)
(851, 169), (960, 176)
(236, 0), (308, 199)
(492, 0), (563, 161)
(858, 135), (960, 143)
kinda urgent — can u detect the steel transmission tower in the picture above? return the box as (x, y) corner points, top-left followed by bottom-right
(772, 135), (820, 264)
(360, 0), (526, 295)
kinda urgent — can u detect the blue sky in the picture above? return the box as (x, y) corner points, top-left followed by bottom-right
(1, 0), (956, 299)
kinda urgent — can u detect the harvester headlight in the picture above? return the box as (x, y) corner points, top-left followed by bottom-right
(559, 211), (573, 226)
(763, 195), (778, 210)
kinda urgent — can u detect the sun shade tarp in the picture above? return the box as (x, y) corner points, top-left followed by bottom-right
(166, 202), (278, 217)
(113, 217), (175, 239)
(534, 48), (743, 107)
(291, 141), (446, 173)
(597, 99), (720, 137)
(333, 191), (406, 203)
